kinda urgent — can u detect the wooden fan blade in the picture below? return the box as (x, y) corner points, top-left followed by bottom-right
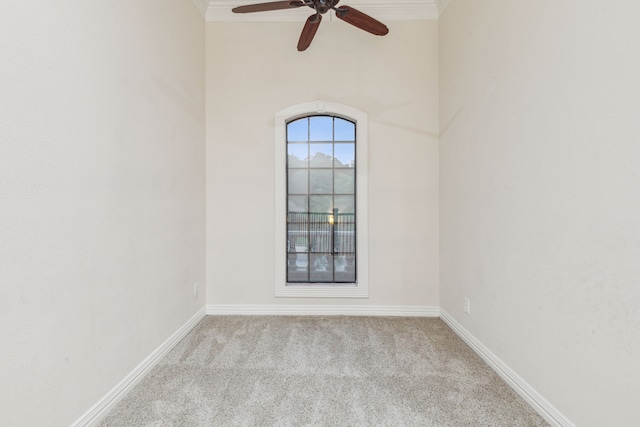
(335, 6), (389, 36)
(232, 0), (304, 13)
(297, 14), (322, 51)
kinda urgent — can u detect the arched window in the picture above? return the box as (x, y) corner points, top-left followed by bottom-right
(286, 115), (357, 284)
(275, 101), (368, 298)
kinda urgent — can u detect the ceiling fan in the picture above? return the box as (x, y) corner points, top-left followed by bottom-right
(232, 0), (389, 51)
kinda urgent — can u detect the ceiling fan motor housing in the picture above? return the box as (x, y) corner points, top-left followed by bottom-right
(310, 0), (338, 15)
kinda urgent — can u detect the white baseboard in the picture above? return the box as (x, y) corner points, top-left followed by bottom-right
(439, 310), (575, 427)
(207, 304), (440, 317)
(70, 306), (207, 427)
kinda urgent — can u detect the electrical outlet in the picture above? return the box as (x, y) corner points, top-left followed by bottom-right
(193, 282), (199, 299)
(464, 298), (471, 315)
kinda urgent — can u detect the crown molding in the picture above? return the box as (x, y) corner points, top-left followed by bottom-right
(205, 0), (441, 22)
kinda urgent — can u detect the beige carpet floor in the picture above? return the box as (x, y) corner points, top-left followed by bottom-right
(100, 316), (548, 426)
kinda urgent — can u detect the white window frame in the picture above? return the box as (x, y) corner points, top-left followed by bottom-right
(274, 101), (369, 298)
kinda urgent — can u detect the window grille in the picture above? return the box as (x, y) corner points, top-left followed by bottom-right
(286, 116), (357, 284)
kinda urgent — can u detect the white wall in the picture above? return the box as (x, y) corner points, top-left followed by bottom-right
(439, 1), (640, 425)
(206, 20), (439, 308)
(0, 1), (205, 425)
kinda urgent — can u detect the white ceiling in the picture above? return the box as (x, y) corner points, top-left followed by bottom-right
(192, 0), (450, 21)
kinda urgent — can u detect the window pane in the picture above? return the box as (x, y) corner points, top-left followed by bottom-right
(334, 256), (356, 282)
(288, 240), (309, 256)
(288, 253), (308, 282)
(287, 119), (308, 142)
(334, 195), (355, 214)
(309, 169), (332, 194)
(333, 221), (355, 254)
(309, 143), (333, 168)
(288, 169), (308, 194)
(334, 143), (355, 168)
(334, 213), (355, 253)
(290, 235), (309, 253)
(288, 144), (308, 168)
(310, 214), (331, 253)
(309, 116), (333, 141)
(334, 169), (354, 194)
(334, 118), (355, 141)
(287, 212), (309, 252)
(309, 195), (332, 213)
(310, 254), (333, 282)
(288, 195), (308, 213)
